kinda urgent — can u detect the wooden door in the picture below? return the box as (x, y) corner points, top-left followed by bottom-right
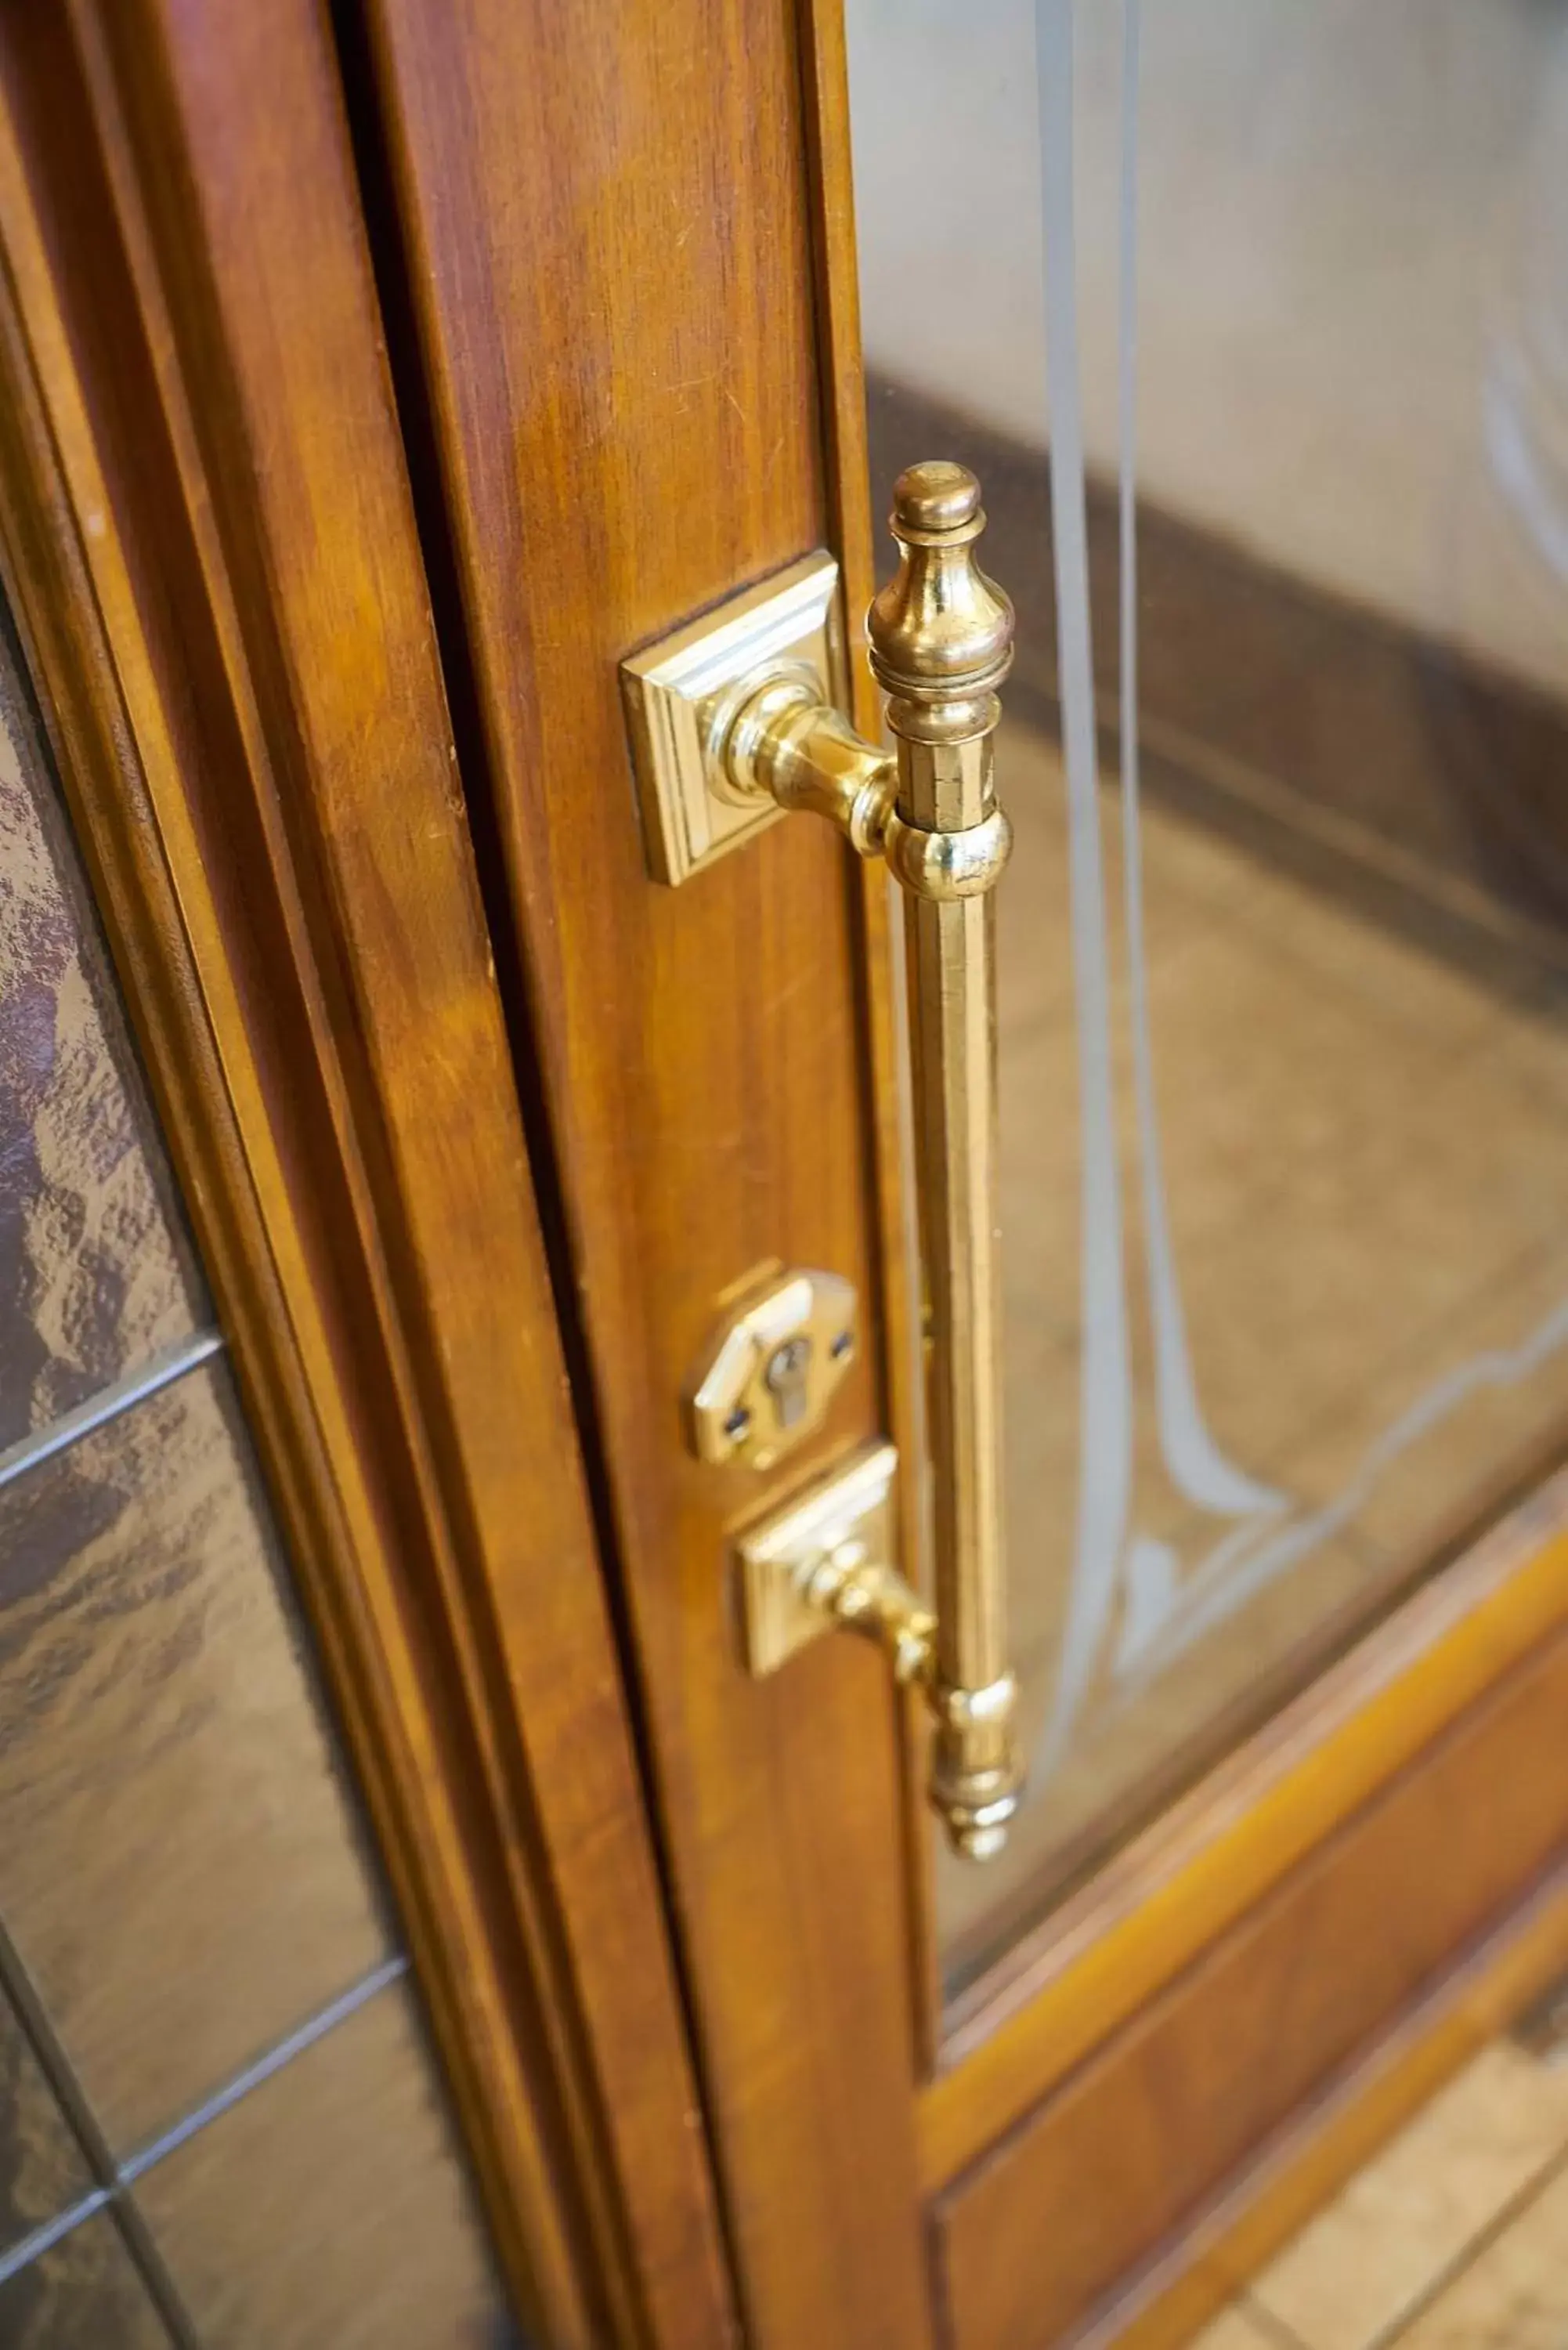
(340, 3), (1568, 2347)
(31, 6), (1564, 2349)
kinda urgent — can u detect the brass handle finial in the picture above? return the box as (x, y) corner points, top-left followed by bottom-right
(870, 463), (1013, 716)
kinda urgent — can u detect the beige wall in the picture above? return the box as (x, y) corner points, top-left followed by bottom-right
(847, 0), (1568, 692)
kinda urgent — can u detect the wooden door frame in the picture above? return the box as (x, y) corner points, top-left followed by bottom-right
(0, 11), (735, 2348)
(332, 3), (1568, 2345)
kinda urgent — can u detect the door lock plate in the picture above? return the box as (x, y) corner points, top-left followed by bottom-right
(686, 1267), (858, 1473)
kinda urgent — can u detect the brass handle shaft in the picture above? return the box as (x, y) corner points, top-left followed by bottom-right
(720, 462), (1021, 1860)
(869, 465), (1018, 1861)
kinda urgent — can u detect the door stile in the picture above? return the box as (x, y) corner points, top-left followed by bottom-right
(349, 3), (938, 2343)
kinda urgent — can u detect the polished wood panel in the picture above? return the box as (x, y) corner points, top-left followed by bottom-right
(356, 4), (930, 2342)
(933, 1622), (1568, 2350)
(0, 10), (732, 2345)
(354, 8), (1568, 2345)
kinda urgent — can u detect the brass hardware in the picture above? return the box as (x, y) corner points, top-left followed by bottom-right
(736, 1442), (1017, 1864)
(736, 1441), (929, 1681)
(620, 555), (844, 886)
(627, 463), (1021, 1860)
(687, 1267), (858, 1473)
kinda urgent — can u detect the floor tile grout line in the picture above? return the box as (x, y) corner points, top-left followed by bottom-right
(1322, 2132), (1568, 2350)
(1234, 2288), (1314, 2350)
(0, 1327), (225, 1495)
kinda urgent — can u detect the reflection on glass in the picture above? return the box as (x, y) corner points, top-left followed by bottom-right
(847, 0), (1568, 1986)
(0, 589), (518, 2337)
(0, 628), (206, 1454)
(133, 1983), (519, 2350)
(0, 1980), (92, 2260)
(0, 1364), (394, 2149)
(0, 2215), (171, 2350)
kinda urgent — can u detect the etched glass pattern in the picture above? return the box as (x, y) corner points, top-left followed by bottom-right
(847, 0), (1568, 1983)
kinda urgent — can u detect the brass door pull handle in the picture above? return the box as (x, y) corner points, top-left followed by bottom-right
(623, 464), (1021, 1860)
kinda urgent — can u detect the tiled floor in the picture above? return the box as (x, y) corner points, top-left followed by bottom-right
(1195, 2030), (1568, 2349)
(938, 724), (1568, 1973)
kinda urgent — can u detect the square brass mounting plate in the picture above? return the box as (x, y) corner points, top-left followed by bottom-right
(620, 551), (843, 887)
(735, 1439), (899, 1676)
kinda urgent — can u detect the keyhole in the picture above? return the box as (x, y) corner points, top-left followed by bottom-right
(763, 1336), (813, 1429)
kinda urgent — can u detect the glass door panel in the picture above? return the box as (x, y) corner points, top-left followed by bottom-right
(0, 595), (518, 2346)
(846, 0), (1568, 1990)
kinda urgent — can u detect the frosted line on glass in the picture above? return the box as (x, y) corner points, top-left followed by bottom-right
(1113, 0), (1284, 1532)
(1032, 0), (1133, 1775)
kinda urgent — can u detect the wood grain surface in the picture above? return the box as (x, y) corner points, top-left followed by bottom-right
(0, 9), (734, 2345)
(354, 3), (932, 2343)
(356, 8), (1568, 2347)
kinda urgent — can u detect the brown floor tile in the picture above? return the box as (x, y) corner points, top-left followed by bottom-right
(1277, 1241), (1568, 1569)
(1227, 859), (1524, 1054)
(1393, 2158), (1568, 2349)
(1169, 1027), (1568, 1473)
(1191, 2301), (1302, 2350)
(1249, 2044), (1568, 2350)
(1490, 985), (1568, 1121)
